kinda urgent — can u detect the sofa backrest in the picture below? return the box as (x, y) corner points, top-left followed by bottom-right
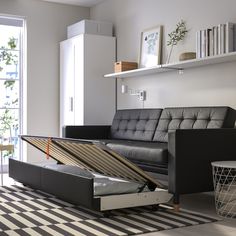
(110, 109), (163, 141)
(153, 106), (236, 142)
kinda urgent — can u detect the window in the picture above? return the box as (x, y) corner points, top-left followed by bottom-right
(0, 15), (26, 171)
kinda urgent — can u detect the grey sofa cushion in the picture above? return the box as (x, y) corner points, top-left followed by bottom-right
(105, 140), (168, 168)
(153, 106), (236, 142)
(110, 109), (162, 141)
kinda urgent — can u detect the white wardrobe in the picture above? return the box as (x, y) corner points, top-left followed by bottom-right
(60, 34), (116, 133)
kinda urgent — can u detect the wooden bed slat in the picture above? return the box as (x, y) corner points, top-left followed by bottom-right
(21, 135), (164, 189)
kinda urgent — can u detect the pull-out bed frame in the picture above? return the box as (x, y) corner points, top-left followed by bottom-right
(9, 135), (172, 212)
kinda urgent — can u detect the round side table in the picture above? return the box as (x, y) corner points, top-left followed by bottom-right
(212, 161), (236, 218)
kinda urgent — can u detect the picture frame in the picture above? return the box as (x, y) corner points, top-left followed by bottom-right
(139, 25), (162, 68)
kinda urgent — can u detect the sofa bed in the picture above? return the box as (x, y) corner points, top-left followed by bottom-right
(9, 106), (236, 211)
(62, 106), (236, 208)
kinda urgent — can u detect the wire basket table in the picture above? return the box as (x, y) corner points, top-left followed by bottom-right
(212, 161), (236, 218)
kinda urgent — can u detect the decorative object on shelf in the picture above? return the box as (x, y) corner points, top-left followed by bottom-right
(139, 25), (163, 68)
(179, 52), (196, 61)
(196, 22), (236, 59)
(114, 61), (138, 73)
(166, 20), (188, 64)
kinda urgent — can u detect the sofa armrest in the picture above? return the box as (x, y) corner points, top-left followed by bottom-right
(62, 125), (111, 139)
(168, 128), (236, 195)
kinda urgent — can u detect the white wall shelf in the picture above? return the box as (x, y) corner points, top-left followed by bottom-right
(104, 51), (236, 79)
(104, 64), (176, 78)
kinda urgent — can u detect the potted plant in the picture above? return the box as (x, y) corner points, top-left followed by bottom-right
(166, 20), (188, 64)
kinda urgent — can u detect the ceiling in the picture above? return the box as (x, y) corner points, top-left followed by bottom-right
(42, 0), (105, 7)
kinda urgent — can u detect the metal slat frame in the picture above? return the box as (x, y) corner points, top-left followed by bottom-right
(21, 135), (164, 189)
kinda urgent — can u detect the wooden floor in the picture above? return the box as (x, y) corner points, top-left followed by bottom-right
(2, 174), (235, 236)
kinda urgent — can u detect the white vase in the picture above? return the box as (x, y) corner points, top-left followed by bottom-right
(166, 44), (174, 64)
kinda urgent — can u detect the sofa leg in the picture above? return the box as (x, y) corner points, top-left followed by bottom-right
(173, 204), (180, 212)
(173, 193), (180, 212)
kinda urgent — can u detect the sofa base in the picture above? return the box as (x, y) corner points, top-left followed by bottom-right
(9, 159), (172, 212)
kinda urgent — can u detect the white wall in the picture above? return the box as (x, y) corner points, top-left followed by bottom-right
(91, 0), (236, 110)
(0, 0), (89, 162)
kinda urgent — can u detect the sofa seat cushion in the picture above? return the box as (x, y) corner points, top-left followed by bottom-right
(103, 140), (168, 168)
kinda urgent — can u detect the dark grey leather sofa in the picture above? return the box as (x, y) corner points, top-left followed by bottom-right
(63, 106), (236, 207)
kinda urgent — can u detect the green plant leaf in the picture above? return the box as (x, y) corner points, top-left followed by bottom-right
(167, 19), (188, 47)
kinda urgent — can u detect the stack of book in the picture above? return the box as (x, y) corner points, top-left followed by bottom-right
(196, 22), (236, 59)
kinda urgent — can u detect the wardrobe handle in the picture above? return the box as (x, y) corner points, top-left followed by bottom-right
(70, 97), (73, 112)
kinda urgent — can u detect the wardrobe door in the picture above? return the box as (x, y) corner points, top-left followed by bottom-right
(60, 38), (76, 131)
(74, 35), (85, 125)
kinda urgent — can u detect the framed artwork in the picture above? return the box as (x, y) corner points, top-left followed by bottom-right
(139, 25), (162, 68)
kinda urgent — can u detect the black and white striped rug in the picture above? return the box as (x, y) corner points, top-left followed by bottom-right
(0, 185), (219, 236)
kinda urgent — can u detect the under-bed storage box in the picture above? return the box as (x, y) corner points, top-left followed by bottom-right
(9, 159), (97, 209)
(9, 158), (42, 189)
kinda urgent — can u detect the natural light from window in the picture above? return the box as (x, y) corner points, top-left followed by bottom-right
(0, 16), (26, 172)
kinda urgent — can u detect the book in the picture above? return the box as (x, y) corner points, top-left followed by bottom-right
(217, 24), (224, 54)
(196, 31), (201, 58)
(206, 28), (213, 56)
(233, 24), (236, 51)
(209, 29), (214, 56)
(206, 29), (209, 56)
(218, 24), (225, 54)
(201, 30), (206, 58)
(225, 22), (234, 53)
(196, 22), (236, 58)
(213, 26), (218, 55)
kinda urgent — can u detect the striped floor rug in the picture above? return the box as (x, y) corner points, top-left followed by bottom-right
(0, 185), (219, 236)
